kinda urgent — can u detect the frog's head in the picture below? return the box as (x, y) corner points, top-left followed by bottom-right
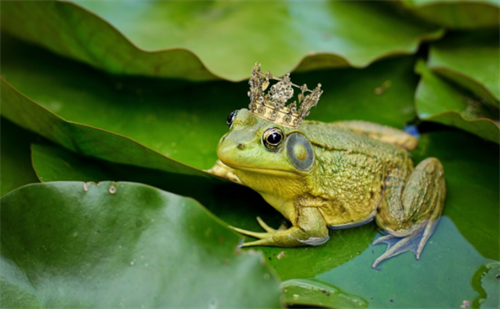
(217, 109), (315, 180)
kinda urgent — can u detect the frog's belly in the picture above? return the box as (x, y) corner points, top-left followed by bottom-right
(318, 196), (379, 227)
(326, 209), (377, 229)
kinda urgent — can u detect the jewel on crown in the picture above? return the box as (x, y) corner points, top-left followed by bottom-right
(247, 63), (323, 128)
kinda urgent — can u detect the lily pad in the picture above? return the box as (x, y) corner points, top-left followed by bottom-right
(0, 75), (213, 177)
(0, 118), (40, 197)
(0, 181), (281, 308)
(429, 30), (500, 107)
(281, 279), (367, 308)
(415, 60), (499, 143)
(399, 0), (500, 29)
(473, 262), (500, 308)
(1, 35), (420, 172)
(1, 1), (442, 81)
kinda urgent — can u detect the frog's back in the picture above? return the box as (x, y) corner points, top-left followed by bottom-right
(300, 121), (407, 158)
(298, 121), (412, 226)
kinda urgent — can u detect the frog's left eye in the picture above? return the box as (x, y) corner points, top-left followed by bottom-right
(226, 110), (238, 128)
(262, 127), (285, 151)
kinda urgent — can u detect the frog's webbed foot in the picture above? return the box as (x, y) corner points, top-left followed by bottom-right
(371, 223), (429, 269)
(206, 160), (242, 184)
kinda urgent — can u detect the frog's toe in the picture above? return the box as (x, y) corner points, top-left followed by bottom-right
(240, 238), (274, 247)
(256, 216), (276, 233)
(230, 217), (286, 247)
(230, 226), (269, 239)
(372, 234), (395, 245)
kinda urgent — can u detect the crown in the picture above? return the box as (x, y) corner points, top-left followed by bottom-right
(247, 63), (323, 128)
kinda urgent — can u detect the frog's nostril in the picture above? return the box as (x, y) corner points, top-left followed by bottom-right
(219, 135), (227, 145)
(237, 143), (245, 150)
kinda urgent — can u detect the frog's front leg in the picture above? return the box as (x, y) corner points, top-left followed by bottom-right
(373, 158), (445, 268)
(206, 160), (242, 184)
(233, 206), (330, 247)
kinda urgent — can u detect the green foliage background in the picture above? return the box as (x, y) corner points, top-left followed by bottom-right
(0, 1), (498, 308)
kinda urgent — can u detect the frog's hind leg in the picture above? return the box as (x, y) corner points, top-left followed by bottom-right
(373, 158), (445, 268)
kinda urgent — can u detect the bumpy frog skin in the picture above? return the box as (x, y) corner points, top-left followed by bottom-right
(209, 109), (445, 268)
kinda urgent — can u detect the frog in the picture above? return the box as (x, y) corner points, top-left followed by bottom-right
(208, 108), (446, 268)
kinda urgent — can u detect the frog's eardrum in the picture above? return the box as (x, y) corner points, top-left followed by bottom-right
(286, 133), (314, 171)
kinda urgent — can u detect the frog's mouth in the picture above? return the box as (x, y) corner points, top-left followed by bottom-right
(220, 160), (300, 177)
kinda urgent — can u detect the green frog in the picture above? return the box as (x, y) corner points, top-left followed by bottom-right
(208, 64), (446, 268)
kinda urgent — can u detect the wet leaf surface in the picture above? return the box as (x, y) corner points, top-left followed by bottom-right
(1, 1), (442, 81)
(415, 60), (499, 143)
(0, 182), (281, 308)
(281, 279), (367, 308)
(399, 0), (500, 29)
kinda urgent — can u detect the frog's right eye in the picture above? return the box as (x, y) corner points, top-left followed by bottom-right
(226, 110), (238, 128)
(262, 127), (285, 151)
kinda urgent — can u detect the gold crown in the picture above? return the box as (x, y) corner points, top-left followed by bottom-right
(247, 63), (323, 128)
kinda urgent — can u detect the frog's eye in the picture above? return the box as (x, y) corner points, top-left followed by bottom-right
(262, 127), (285, 151)
(226, 110), (238, 128)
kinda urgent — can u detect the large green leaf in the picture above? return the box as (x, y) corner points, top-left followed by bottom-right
(429, 30), (500, 107)
(1, 35), (419, 171)
(399, 0), (500, 29)
(0, 37), (213, 178)
(0, 76), (211, 177)
(0, 181), (281, 308)
(415, 60), (499, 143)
(0, 1), (442, 81)
(0, 118), (40, 196)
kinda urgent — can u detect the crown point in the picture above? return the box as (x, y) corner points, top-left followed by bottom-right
(262, 80), (270, 91)
(247, 64), (322, 128)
